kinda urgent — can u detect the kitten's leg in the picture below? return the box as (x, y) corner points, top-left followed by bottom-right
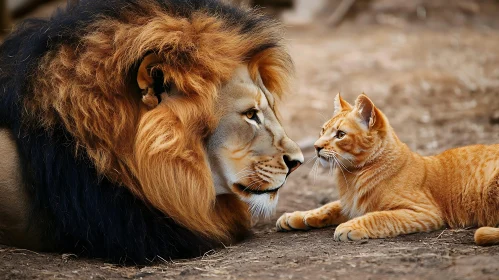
(276, 200), (349, 231)
(334, 209), (444, 241)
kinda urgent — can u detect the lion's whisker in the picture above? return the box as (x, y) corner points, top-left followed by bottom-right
(236, 171), (255, 176)
(234, 168), (252, 176)
(247, 178), (264, 186)
(246, 179), (266, 189)
(235, 170), (254, 177)
(236, 172), (258, 181)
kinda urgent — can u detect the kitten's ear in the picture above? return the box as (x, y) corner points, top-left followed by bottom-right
(354, 94), (377, 129)
(333, 93), (352, 115)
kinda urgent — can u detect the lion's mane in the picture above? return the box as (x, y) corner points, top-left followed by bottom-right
(0, 0), (291, 263)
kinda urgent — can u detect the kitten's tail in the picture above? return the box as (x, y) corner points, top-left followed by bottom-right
(474, 227), (499, 246)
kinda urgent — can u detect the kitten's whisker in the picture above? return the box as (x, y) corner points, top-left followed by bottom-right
(333, 156), (349, 186)
(334, 155), (353, 166)
(329, 154), (353, 174)
(315, 157), (320, 183)
(309, 157), (319, 184)
(311, 156), (319, 171)
(328, 157), (333, 176)
(322, 151), (353, 166)
(323, 151), (353, 165)
(305, 155), (318, 165)
(310, 158), (317, 180)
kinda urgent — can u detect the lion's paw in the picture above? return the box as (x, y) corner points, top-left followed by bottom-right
(334, 222), (368, 242)
(276, 212), (310, 231)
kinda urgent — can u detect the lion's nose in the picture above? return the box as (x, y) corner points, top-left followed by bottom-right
(284, 155), (302, 175)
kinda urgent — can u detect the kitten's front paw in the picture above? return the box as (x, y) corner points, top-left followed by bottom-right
(334, 222), (368, 242)
(276, 212), (310, 231)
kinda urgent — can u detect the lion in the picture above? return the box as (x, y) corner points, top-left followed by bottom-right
(0, 0), (303, 263)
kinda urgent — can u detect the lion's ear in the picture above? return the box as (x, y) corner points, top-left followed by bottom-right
(254, 69), (275, 107)
(137, 53), (162, 108)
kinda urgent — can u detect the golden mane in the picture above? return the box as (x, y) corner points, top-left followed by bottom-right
(23, 0), (292, 241)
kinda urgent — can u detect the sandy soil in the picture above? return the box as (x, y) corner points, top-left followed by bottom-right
(2, 2), (499, 279)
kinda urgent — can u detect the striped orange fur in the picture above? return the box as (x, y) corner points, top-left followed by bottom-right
(277, 93), (499, 245)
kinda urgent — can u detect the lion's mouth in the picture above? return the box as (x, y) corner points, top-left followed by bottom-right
(235, 183), (281, 195)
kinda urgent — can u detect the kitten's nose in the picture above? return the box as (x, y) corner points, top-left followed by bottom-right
(314, 144), (323, 154)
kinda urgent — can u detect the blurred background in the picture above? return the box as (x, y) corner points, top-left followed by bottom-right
(1, 1), (499, 278)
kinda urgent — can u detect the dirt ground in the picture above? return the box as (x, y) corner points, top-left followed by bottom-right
(2, 1), (499, 279)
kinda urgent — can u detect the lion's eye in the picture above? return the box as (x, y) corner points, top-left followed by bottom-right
(321, 127), (325, 135)
(246, 110), (255, 119)
(244, 109), (261, 124)
(336, 130), (346, 139)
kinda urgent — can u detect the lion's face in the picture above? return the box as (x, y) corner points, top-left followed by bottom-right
(207, 65), (303, 217)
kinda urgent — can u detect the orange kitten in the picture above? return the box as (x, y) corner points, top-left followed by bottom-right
(277, 93), (499, 245)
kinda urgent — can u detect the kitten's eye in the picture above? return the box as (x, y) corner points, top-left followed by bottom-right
(244, 109), (261, 124)
(336, 130), (346, 139)
(321, 127), (325, 135)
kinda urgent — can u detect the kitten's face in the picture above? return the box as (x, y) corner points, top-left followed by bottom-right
(314, 94), (388, 169)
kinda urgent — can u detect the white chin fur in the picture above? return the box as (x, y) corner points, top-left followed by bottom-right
(240, 193), (278, 218)
(319, 157), (330, 168)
